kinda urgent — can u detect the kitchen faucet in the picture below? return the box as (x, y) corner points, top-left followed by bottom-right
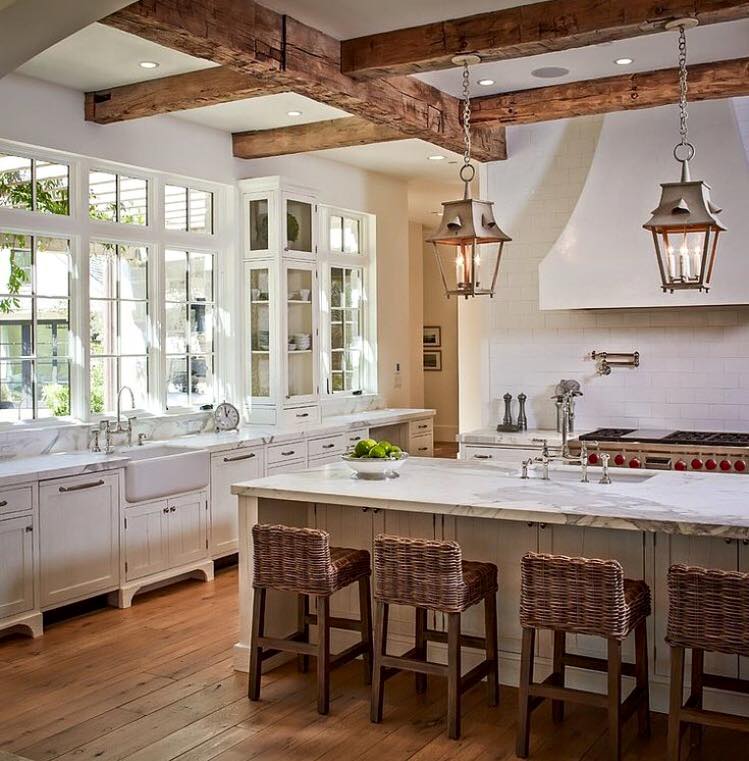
(94, 386), (137, 453)
(521, 392), (611, 484)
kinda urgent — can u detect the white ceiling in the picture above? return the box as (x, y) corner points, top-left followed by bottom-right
(418, 19), (749, 96)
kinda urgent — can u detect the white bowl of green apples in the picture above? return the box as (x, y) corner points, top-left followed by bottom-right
(342, 438), (408, 480)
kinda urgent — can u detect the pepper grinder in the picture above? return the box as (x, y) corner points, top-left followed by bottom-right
(501, 393), (513, 428)
(517, 393), (528, 431)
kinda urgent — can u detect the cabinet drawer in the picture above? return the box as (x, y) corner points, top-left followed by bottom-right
(409, 418), (433, 438)
(409, 433), (433, 458)
(345, 428), (369, 452)
(266, 460), (307, 476)
(0, 486), (33, 516)
(308, 433), (346, 458)
(279, 405), (321, 427)
(461, 445), (550, 464)
(266, 440), (307, 466)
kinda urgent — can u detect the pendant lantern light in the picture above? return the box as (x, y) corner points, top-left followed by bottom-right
(427, 55), (511, 299)
(643, 19), (725, 293)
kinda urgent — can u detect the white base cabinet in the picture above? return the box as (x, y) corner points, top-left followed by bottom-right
(39, 473), (119, 609)
(210, 448), (264, 557)
(0, 514), (35, 620)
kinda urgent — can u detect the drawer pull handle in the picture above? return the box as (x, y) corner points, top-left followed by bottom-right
(418, 424), (428, 429)
(281, 450), (295, 457)
(59, 479), (104, 493)
(0, 500), (7, 507)
(322, 443), (336, 449)
(473, 454), (492, 460)
(224, 453), (256, 462)
(418, 447), (428, 452)
(296, 413), (310, 418)
(350, 436), (361, 442)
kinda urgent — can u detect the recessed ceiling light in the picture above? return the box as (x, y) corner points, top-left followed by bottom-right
(531, 66), (570, 79)
(615, 57), (634, 65)
(287, 110), (303, 117)
(139, 61), (159, 69)
(428, 154), (446, 161)
(477, 78), (495, 86)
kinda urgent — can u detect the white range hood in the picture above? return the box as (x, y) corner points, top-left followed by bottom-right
(539, 99), (749, 309)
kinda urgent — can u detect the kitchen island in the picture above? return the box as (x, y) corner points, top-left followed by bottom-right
(232, 457), (749, 714)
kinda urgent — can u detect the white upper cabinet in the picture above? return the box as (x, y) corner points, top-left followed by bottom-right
(283, 192), (316, 258)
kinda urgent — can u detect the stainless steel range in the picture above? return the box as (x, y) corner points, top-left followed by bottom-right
(569, 428), (749, 474)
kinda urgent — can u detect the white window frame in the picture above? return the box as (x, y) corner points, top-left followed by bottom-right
(0, 138), (234, 429)
(317, 205), (377, 398)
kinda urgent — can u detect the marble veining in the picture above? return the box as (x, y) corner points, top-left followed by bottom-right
(0, 451), (128, 488)
(233, 457), (749, 539)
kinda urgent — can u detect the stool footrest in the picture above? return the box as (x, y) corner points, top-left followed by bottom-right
(460, 660), (493, 693)
(381, 652), (448, 678)
(562, 652), (637, 678)
(304, 613), (365, 632)
(424, 628), (487, 651)
(259, 635), (316, 657)
(330, 641), (369, 669)
(680, 706), (749, 733)
(529, 675), (609, 709)
(701, 672), (749, 696)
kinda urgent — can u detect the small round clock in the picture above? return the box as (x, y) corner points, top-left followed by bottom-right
(214, 401), (240, 432)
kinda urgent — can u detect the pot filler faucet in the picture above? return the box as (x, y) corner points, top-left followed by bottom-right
(521, 391), (612, 484)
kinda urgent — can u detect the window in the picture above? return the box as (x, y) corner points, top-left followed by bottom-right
(0, 232), (71, 420)
(89, 242), (149, 413)
(164, 184), (213, 233)
(89, 171), (148, 225)
(329, 213), (361, 254)
(164, 249), (215, 408)
(329, 267), (364, 392)
(0, 153), (69, 215)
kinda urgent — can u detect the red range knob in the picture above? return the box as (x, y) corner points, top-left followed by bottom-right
(705, 459), (718, 471)
(735, 460), (746, 472)
(629, 458), (641, 469)
(720, 460), (732, 471)
(674, 460), (687, 471)
(588, 453), (599, 465)
(691, 458), (703, 470)
(614, 454), (626, 466)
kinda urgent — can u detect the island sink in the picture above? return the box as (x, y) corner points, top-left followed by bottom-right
(123, 445), (210, 503)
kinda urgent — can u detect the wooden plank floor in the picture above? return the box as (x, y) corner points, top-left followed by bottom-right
(0, 566), (738, 761)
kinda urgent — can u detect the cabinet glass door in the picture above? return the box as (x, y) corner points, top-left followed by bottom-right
(248, 265), (272, 401)
(248, 195), (273, 254)
(284, 195), (314, 256)
(286, 265), (315, 401)
(330, 266), (364, 392)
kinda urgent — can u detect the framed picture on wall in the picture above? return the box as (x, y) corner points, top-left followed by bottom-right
(423, 350), (442, 371)
(423, 326), (441, 348)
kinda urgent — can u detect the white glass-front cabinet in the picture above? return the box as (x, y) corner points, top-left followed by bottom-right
(239, 176), (374, 424)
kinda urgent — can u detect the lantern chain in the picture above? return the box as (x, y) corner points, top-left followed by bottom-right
(462, 59), (472, 170)
(677, 25), (689, 147)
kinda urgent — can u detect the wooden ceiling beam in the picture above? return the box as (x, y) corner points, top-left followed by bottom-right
(100, 1), (506, 161)
(471, 57), (749, 126)
(85, 67), (286, 124)
(340, 0), (749, 79)
(232, 116), (405, 158)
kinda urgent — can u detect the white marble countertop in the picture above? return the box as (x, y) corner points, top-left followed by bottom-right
(458, 428), (564, 446)
(0, 408), (435, 486)
(232, 457), (749, 539)
(0, 451), (129, 488)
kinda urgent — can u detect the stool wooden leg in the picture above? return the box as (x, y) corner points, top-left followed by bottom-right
(414, 606), (428, 694)
(607, 638), (622, 761)
(297, 593), (310, 674)
(516, 626), (535, 758)
(485, 591), (499, 707)
(689, 648), (704, 751)
(668, 645), (685, 761)
(552, 630), (566, 723)
(370, 600), (389, 724)
(635, 621), (651, 737)
(248, 587), (266, 701)
(359, 575), (373, 686)
(316, 596), (331, 715)
(447, 612), (462, 740)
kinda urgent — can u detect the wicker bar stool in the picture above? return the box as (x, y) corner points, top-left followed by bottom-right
(517, 552), (651, 761)
(249, 524), (373, 715)
(370, 534), (499, 740)
(666, 564), (749, 761)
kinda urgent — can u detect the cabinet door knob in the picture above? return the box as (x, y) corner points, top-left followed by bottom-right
(170, 506), (176, 512)
(163, 507), (169, 514)
(0, 500), (7, 507)
(25, 525), (33, 533)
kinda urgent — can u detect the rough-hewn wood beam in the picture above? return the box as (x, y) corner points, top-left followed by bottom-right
(471, 57), (749, 125)
(100, 1), (506, 161)
(341, 0), (749, 79)
(232, 116), (406, 158)
(85, 67), (286, 124)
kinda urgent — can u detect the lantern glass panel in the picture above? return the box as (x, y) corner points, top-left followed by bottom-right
(661, 228), (708, 285)
(432, 239), (503, 297)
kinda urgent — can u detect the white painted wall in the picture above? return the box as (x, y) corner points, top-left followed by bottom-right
(408, 222), (424, 410)
(465, 102), (749, 434)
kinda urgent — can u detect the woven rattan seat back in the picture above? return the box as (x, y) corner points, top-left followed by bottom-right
(374, 534), (471, 613)
(667, 564), (749, 657)
(520, 552), (645, 640)
(252, 523), (337, 595)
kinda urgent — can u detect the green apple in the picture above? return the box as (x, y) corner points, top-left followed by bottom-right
(354, 439), (374, 458)
(388, 445), (402, 459)
(369, 445), (387, 459)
